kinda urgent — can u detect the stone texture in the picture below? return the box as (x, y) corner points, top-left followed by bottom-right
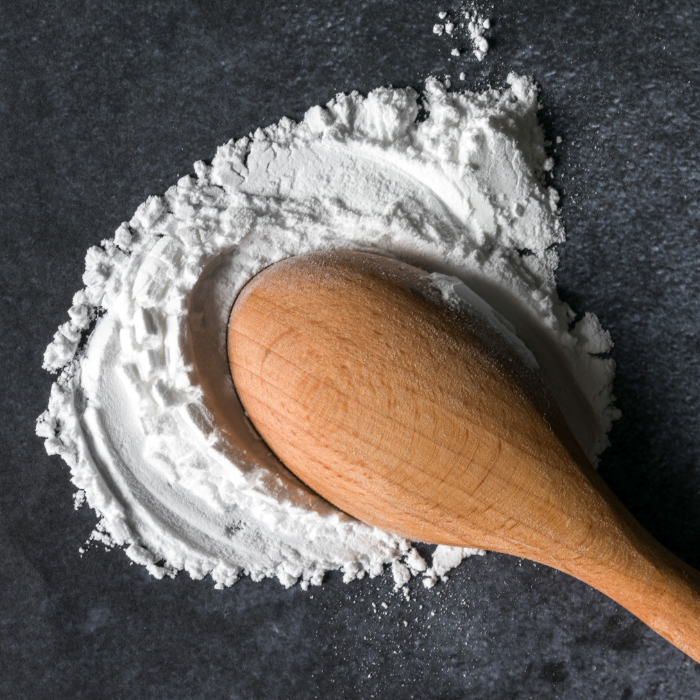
(2, 0), (700, 697)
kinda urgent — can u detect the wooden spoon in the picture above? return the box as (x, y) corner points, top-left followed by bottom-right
(228, 250), (700, 662)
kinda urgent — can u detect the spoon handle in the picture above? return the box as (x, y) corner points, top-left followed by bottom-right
(555, 472), (700, 663)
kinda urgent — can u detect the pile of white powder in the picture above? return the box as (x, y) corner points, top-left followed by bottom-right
(37, 74), (619, 591)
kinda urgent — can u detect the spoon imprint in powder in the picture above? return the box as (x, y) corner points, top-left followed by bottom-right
(228, 250), (700, 663)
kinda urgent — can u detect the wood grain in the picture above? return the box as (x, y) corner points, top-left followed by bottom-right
(228, 250), (700, 663)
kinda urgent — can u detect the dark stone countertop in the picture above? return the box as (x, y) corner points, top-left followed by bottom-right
(3, 1), (700, 697)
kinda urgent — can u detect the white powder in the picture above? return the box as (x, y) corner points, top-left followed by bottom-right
(465, 9), (490, 61)
(434, 7), (490, 62)
(37, 75), (619, 590)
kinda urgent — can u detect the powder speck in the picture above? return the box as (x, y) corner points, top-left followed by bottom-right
(464, 8), (490, 60)
(432, 5), (491, 62)
(392, 560), (412, 590)
(406, 548), (428, 573)
(73, 489), (86, 510)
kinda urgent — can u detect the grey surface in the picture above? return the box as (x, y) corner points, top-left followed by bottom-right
(2, 0), (700, 697)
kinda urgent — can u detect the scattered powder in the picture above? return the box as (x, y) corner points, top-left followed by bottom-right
(434, 7), (491, 62)
(464, 9), (490, 61)
(38, 75), (618, 590)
